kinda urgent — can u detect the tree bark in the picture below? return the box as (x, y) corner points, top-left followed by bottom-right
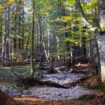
(2, 6), (10, 64)
(98, 0), (105, 31)
(30, 0), (35, 78)
(0, 14), (2, 54)
(97, 0), (105, 82)
(76, 0), (105, 82)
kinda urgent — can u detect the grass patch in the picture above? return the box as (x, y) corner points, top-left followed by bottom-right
(0, 64), (39, 78)
(0, 66), (31, 78)
(0, 67), (14, 77)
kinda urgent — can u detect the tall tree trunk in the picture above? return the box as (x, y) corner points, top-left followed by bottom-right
(2, 6), (10, 64)
(98, 0), (105, 31)
(82, 37), (87, 63)
(39, 16), (43, 63)
(26, 32), (31, 50)
(56, 36), (60, 60)
(13, 10), (17, 55)
(21, 8), (24, 50)
(0, 14), (2, 54)
(47, 28), (50, 60)
(18, 15), (21, 50)
(30, 0), (35, 78)
(97, 0), (105, 82)
(76, 0), (102, 81)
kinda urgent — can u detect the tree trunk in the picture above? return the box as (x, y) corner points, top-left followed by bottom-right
(98, 0), (105, 31)
(0, 14), (2, 54)
(2, 6), (10, 64)
(76, 0), (105, 82)
(97, 0), (105, 82)
(30, 0), (35, 78)
(97, 36), (105, 82)
(47, 28), (50, 60)
(21, 9), (24, 50)
(56, 36), (60, 60)
(39, 16), (44, 63)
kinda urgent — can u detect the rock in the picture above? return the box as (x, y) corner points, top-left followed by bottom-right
(28, 86), (96, 100)
(0, 85), (9, 93)
(42, 73), (85, 87)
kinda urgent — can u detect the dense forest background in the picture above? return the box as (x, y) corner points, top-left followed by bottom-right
(0, 0), (100, 76)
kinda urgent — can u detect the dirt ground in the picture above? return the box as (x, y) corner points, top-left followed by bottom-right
(14, 96), (102, 105)
(0, 91), (102, 105)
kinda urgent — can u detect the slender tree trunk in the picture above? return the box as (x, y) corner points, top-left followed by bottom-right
(43, 42), (48, 61)
(56, 36), (60, 60)
(39, 16), (43, 63)
(0, 14), (2, 54)
(30, 0), (35, 78)
(47, 29), (50, 59)
(2, 6), (10, 64)
(13, 10), (17, 55)
(18, 15), (21, 50)
(26, 32), (31, 50)
(82, 37), (87, 63)
(21, 9), (24, 50)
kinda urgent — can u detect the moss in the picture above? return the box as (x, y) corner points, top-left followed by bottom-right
(78, 95), (95, 101)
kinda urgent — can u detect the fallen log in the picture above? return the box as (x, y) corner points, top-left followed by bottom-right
(15, 77), (68, 89)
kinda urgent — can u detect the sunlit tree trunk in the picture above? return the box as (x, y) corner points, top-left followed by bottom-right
(47, 28), (50, 60)
(97, 0), (105, 82)
(2, 6), (10, 64)
(56, 36), (60, 60)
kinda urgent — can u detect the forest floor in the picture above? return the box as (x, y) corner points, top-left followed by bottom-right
(0, 63), (104, 105)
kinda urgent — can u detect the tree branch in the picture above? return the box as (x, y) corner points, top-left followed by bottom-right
(75, 0), (96, 31)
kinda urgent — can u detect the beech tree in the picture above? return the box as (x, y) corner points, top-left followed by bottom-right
(74, 0), (105, 82)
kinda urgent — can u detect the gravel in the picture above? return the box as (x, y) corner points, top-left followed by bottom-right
(27, 86), (96, 100)
(0, 83), (96, 100)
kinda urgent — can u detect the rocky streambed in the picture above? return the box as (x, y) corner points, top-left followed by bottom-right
(0, 73), (96, 100)
(42, 73), (85, 86)
(28, 86), (96, 100)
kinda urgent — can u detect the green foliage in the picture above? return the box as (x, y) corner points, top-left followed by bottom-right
(55, 16), (74, 23)
(0, 0), (98, 66)
(64, 36), (80, 45)
(63, 0), (76, 6)
(37, 5), (53, 15)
